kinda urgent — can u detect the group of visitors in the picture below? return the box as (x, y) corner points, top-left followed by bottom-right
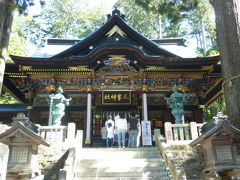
(101, 113), (141, 148)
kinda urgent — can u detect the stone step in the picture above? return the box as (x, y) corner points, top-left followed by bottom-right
(80, 147), (159, 152)
(75, 177), (170, 180)
(77, 165), (167, 173)
(75, 171), (169, 178)
(77, 151), (162, 160)
(73, 147), (171, 180)
(76, 166), (167, 176)
(75, 158), (165, 169)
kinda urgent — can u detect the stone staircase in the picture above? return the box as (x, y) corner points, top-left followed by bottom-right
(73, 147), (171, 180)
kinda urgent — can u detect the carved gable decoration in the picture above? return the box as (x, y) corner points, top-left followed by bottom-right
(97, 55), (138, 75)
(106, 25), (126, 37)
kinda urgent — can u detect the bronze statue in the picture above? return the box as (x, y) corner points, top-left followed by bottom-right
(49, 87), (71, 126)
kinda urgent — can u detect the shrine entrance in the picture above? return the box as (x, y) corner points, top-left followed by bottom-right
(91, 105), (141, 147)
(100, 109), (141, 121)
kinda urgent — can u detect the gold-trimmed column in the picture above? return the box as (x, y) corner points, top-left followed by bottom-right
(85, 85), (92, 144)
(142, 85), (148, 121)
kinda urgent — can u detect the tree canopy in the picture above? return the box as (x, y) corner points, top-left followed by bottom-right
(115, 0), (217, 56)
(30, 0), (106, 42)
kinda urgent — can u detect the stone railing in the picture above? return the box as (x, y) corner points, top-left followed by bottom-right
(39, 126), (67, 143)
(164, 122), (204, 144)
(155, 129), (187, 180)
(58, 130), (83, 180)
(39, 123), (76, 146)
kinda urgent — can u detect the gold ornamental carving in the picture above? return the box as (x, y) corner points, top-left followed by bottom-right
(142, 85), (148, 92)
(20, 65), (33, 71)
(86, 85), (93, 92)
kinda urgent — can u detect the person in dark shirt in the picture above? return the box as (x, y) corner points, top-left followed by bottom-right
(128, 113), (140, 147)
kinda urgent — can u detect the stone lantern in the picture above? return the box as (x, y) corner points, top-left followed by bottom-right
(190, 112), (240, 179)
(0, 113), (49, 180)
(165, 85), (189, 124)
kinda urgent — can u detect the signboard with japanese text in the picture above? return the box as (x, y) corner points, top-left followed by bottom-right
(102, 91), (131, 105)
(141, 120), (152, 146)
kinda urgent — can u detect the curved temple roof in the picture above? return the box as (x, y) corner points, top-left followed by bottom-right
(9, 9), (221, 68)
(4, 9), (222, 105)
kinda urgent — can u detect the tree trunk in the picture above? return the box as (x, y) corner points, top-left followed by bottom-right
(211, 0), (240, 128)
(157, 13), (162, 39)
(0, 0), (15, 95)
(200, 16), (207, 54)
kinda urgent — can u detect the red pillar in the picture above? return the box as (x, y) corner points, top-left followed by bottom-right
(163, 108), (174, 123)
(193, 109), (203, 123)
(29, 108), (40, 124)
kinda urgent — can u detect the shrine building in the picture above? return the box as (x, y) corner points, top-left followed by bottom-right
(1, 9), (222, 145)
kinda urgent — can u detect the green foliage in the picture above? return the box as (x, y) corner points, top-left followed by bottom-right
(8, 16), (30, 62)
(115, 0), (162, 38)
(203, 95), (226, 122)
(0, 90), (19, 104)
(188, 0), (218, 55)
(134, 0), (199, 24)
(2, 16), (29, 103)
(116, 0), (217, 55)
(33, 0), (106, 40)
(115, 0), (188, 38)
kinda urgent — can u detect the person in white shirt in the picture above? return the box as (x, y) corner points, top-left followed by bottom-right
(105, 115), (114, 147)
(115, 113), (128, 148)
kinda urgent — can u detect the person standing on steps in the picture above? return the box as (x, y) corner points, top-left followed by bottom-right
(128, 113), (140, 147)
(136, 119), (141, 147)
(106, 115), (114, 147)
(115, 113), (128, 148)
(101, 119), (107, 147)
(114, 114), (120, 146)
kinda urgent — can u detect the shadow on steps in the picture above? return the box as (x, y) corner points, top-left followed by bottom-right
(43, 149), (70, 180)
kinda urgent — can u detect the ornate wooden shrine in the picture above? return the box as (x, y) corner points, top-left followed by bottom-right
(2, 9), (222, 144)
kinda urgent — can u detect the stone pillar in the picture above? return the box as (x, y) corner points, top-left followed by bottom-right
(67, 123), (76, 147)
(142, 85), (148, 121)
(190, 122), (199, 140)
(164, 122), (173, 142)
(85, 86), (92, 145)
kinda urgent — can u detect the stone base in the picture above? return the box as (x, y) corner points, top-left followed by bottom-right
(6, 172), (31, 180)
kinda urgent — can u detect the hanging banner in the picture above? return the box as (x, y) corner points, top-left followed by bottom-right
(102, 90), (131, 105)
(141, 120), (152, 146)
